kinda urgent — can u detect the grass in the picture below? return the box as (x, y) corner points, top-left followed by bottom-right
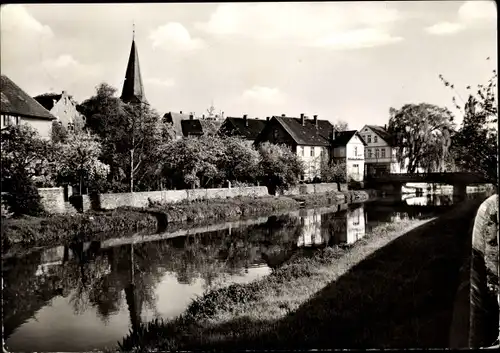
(3, 191), (371, 255)
(118, 197), (486, 351)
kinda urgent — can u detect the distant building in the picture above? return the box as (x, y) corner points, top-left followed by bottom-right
(330, 130), (367, 182)
(181, 119), (204, 138)
(34, 91), (86, 133)
(163, 111), (194, 139)
(254, 114), (334, 181)
(1, 75), (56, 139)
(120, 37), (147, 105)
(218, 115), (268, 144)
(359, 125), (400, 176)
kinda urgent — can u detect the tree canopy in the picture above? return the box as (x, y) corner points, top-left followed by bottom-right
(388, 103), (456, 173)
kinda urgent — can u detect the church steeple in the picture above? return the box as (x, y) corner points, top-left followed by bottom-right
(121, 26), (146, 104)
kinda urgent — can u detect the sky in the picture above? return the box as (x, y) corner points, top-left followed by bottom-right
(1, 1), (497, 130)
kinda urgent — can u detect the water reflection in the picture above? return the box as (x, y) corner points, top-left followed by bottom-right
(3, 194), (464, 352)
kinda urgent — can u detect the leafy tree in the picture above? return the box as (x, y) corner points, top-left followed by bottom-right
(257, 142), (304, 195)
(51, 121), (69, 143)
(439, 61), (498, 184)
(221, 137), (260, 184)
(54, 133), (110, 194)
(388, 103), (456, 173)
(333, 120), (349, 132)
(320, 155), (347, 183)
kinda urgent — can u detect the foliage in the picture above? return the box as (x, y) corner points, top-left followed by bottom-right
(221, 137), (261, 184)
(54, 133), (110, 193)
(333, 120), (349, 132)
(257, 142), (304, 194)
(439, 62), (498, 184)
(388, 103), (455, 173)
(2, 173), (44, 217)
(51, 121), (69, 143)
(320, 155), (347, 183)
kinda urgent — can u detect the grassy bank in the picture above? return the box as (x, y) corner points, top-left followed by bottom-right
(3, 191), (372, 254)
(118, 197), (485, 351)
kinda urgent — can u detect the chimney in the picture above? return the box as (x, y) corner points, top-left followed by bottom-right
(281, 114), (286, 117)
(180, 111), (183, 114)
(189, 114), (194, 120)
(266, 116), (270, 122)
(243, 114), (248, 127)
(313, 115), (318, 127)
(384, 124), (387, 130)
(331, 127), (337, 141)
(202, 114), (205, 119)
(300, 113), (305, 126)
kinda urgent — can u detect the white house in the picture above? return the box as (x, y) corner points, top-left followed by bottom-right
(331, 130), (367, 182)
(34, 91), (86, 133)
(359, 125), (401, 176)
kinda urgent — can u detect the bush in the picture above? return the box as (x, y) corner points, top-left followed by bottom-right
(2, 174), (44, 217)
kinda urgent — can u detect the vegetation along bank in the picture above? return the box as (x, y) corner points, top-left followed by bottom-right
(1, 189), (374, 255)
(117, 196), (486, 351)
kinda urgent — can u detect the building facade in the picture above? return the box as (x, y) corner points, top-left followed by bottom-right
(1, 75), (56, 139)
(331, 130), (366, 182)
(359, 125), (401, 176)
(34, 91), (86, 133)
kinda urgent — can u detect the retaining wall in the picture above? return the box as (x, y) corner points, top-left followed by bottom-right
(469, 194), (499, 348)
(38, 187), (66, 214)
(284, 182), (347, 196)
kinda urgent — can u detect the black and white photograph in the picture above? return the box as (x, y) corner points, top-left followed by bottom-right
(1, 1), (498, 351)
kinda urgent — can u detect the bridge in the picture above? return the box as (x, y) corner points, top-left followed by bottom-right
(365, 172), (492, 196)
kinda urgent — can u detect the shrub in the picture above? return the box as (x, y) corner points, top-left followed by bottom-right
(2, 174), (44, 217)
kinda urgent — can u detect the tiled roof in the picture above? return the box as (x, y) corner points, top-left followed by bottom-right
(33, 93), (62, 111)
(331, 130), (367, 147)
(1, 75), (56, 120)
(273, 116), (334, 146)
(221, 117), (268, 140)
(163, 112), (192, 137)
(181, 119), (204, 136)
(365, 125), (394, 145)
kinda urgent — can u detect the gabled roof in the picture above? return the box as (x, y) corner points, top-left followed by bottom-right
(331, 130), (367, 148)
(220, 117), (268, 140)
(363, 125), (394, 145)
(163, 112), (191, 137)
(181, 119), (204, 137)
(33, 93), (62, 111)
(121, 40), (146, 104)
(1, 75), (56, 120)
(272, 116), (334, 146)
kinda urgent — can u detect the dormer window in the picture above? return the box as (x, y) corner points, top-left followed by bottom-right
(367, 135), (372, 143)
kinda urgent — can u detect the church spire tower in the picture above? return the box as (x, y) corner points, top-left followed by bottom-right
(121, 24), (147, 104)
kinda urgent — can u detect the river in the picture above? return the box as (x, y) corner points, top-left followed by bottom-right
(2, 193), (484, 352)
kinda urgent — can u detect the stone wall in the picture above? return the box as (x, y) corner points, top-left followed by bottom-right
(92, 186), (269, 210)
(284, 182), (347, 196)
(38, 187), (65, 214)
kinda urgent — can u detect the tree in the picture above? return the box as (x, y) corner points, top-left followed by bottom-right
(221, 137), (260, 184)
(333, 120), (349, 132)
(320, 154), (347, 183)
(51, 121), (69, 143)
(257, 142), (304, 195)
(439, 61), (498, 184)
(0, 125), (53, 216)
(54, 133), (110, 194)
(388, 103), (456, 173)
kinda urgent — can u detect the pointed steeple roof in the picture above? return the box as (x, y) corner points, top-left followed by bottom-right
(121, 38), (146, 104)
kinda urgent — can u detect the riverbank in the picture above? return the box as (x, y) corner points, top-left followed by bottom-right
(1, 190), (373, 254)
(117, 196), (485, 351)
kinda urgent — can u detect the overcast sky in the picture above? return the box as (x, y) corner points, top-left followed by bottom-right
(1, 1), (497, 129)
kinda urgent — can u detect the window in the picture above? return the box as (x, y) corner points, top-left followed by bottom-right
(381, 148), (386, 158)
(272, 129), (278, 139)
(375, 148), (380, 158)
(354, 146), (358, 156)
(310, 148), (315, 157)
(367, 135), (372, 143)
(374, 136), (378, 143)
(367, 149), (372, 158)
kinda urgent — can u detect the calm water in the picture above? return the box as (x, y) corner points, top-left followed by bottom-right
(3, 193), (483, 352)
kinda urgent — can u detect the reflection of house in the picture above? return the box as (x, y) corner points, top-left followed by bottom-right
(254, 114), (335, 181)
(1, 75), (57, 139)
(34, 91), (86, 133)
(345, 206), (366, 244)
(218, 115), (268, 145)
(324, 205), (366, 245)
(331, 130), (366, 182)
(296, 209), (323, 247)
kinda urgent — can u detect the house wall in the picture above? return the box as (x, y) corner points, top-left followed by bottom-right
(296, 145), (326, 181)
(346, 134), (365, 182)
(21, 116), (53, 140)
(50, 92), (85, 131)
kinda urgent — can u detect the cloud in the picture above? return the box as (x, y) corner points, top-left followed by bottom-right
(145, 77), (175, 87)
(458, 1), (496, 22)
(0, 4), (53, 37)
(425, 21), (465, 35)
(242, 86), (285, 103)
(39, 54), (101, 83)
(150, 22), (204, 51)
(196, 3), (403, 49)
(311, 28), (403, 50)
